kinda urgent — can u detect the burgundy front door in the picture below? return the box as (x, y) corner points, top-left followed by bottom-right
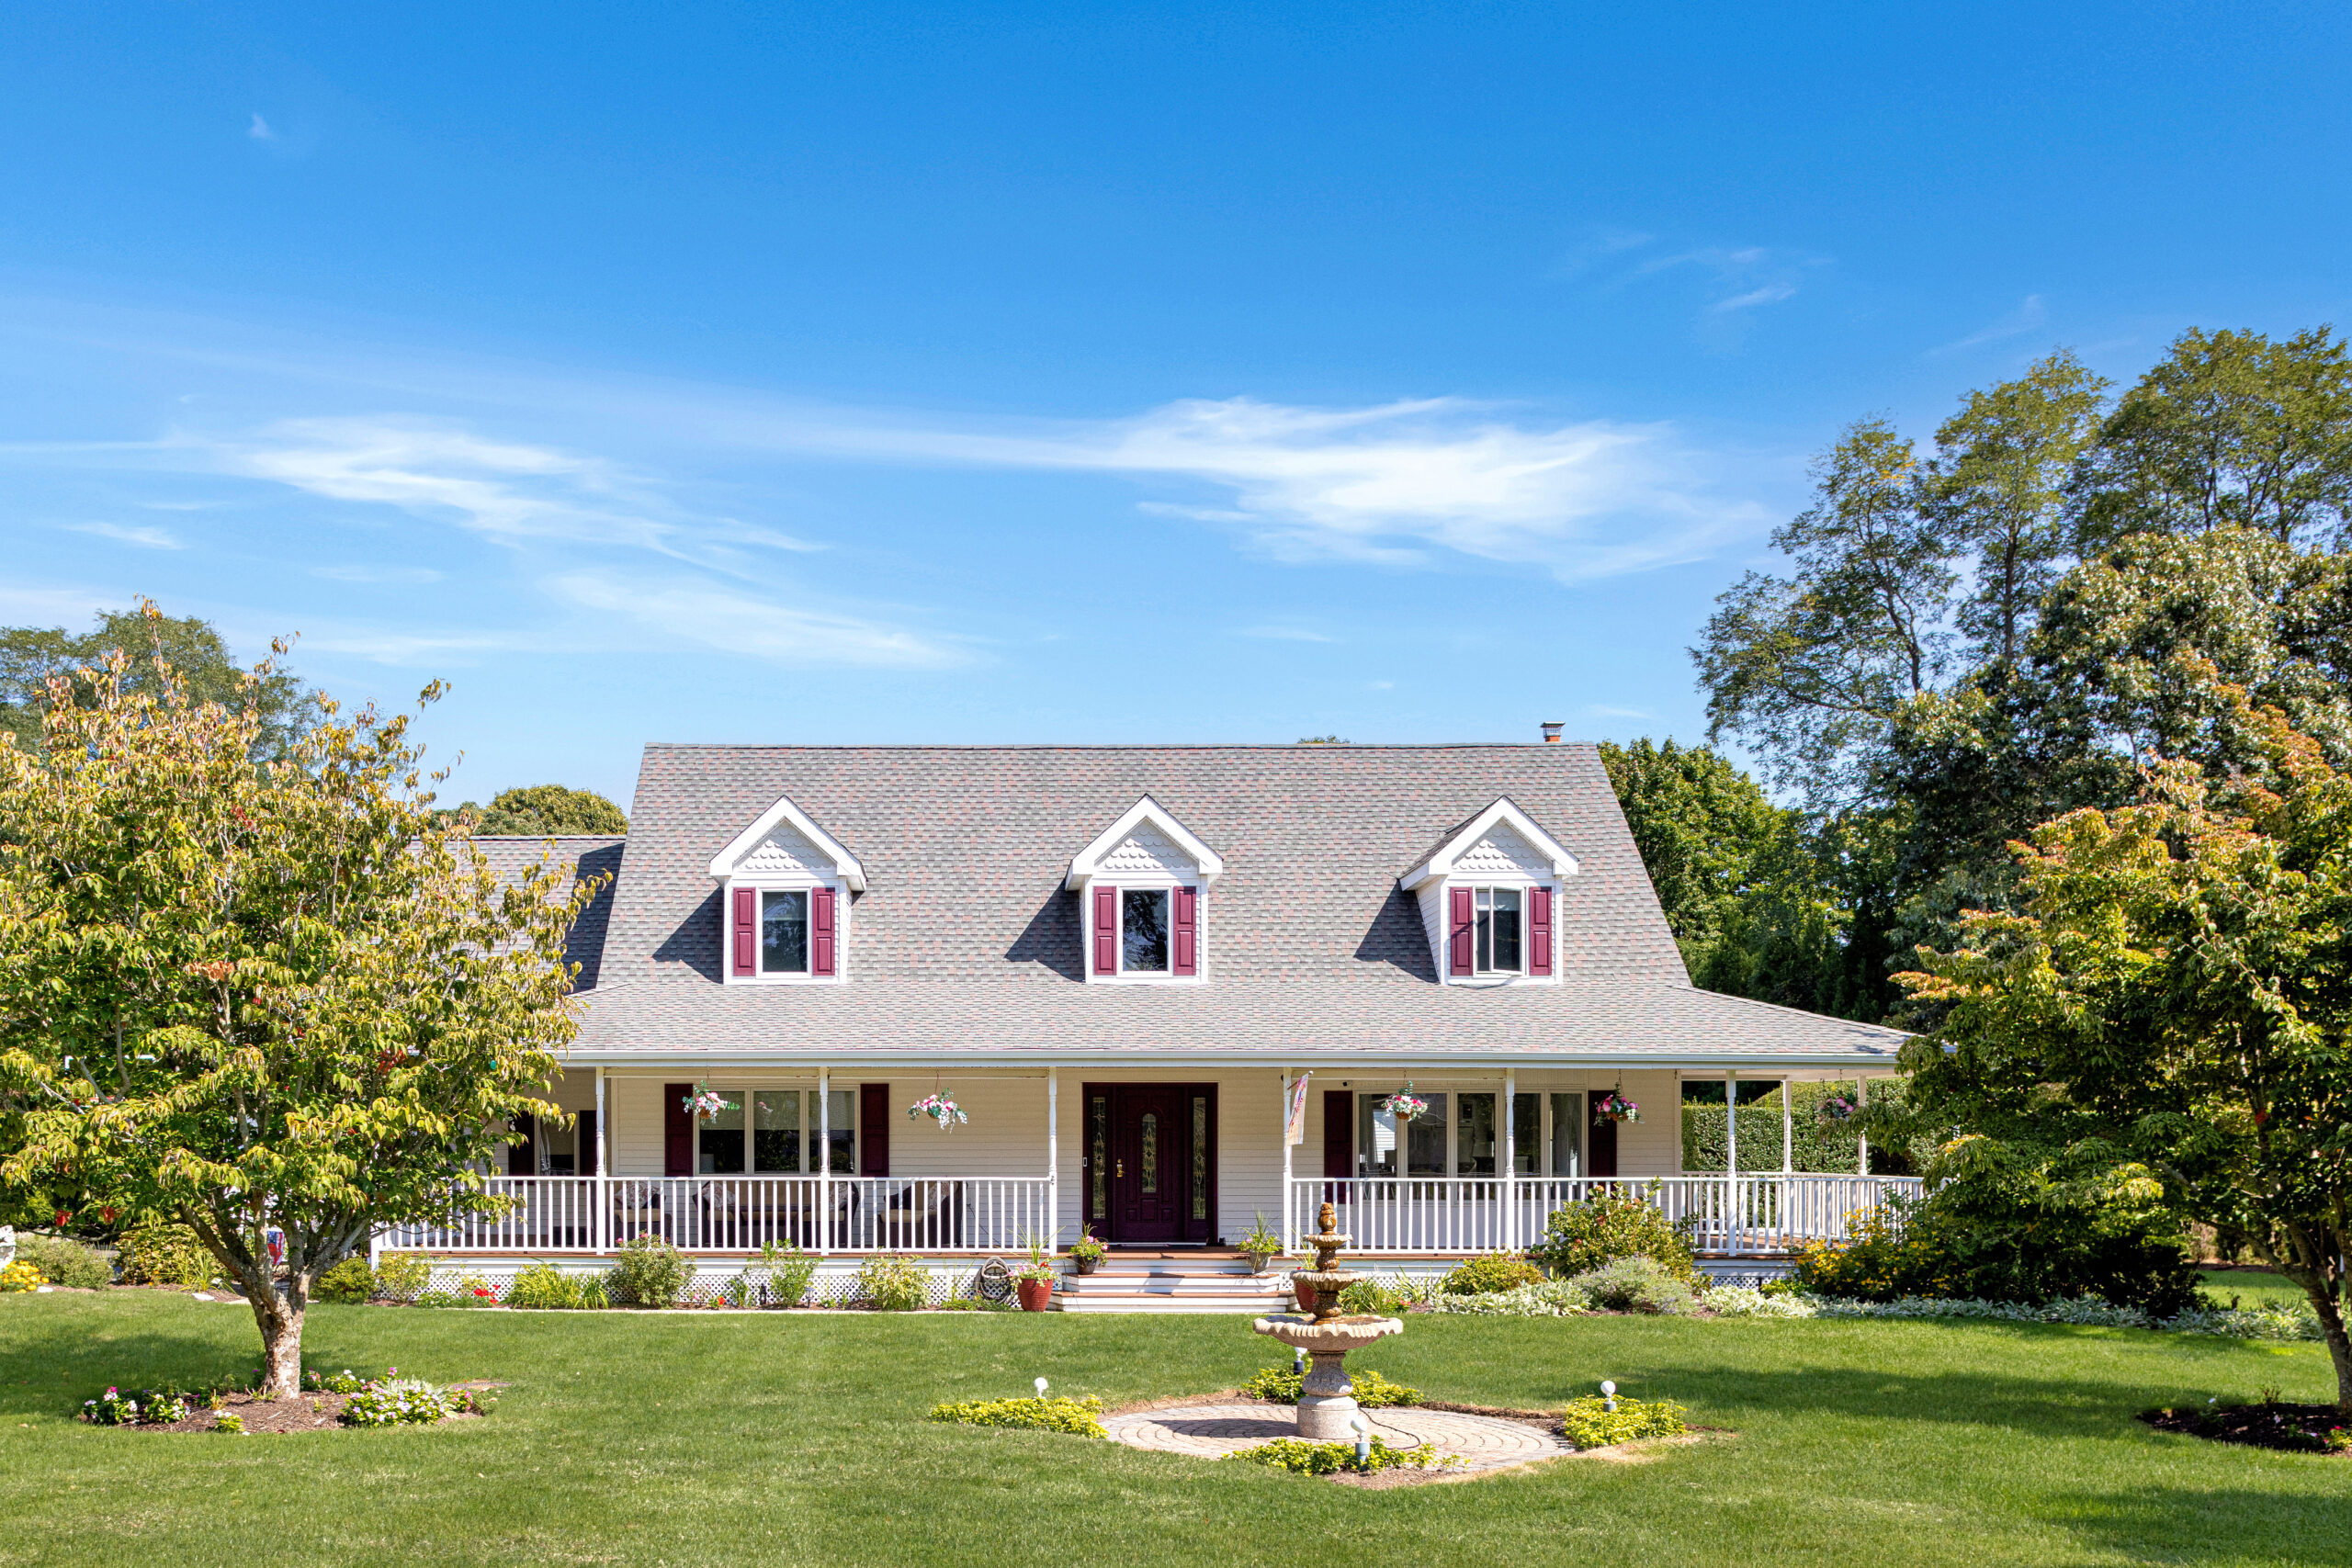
(1110, 1086), (1184, 1243)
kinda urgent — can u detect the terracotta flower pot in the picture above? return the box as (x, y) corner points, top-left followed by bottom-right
(1015, 1277), (1055, 1313)
(1293, 1280), (1319, 1314)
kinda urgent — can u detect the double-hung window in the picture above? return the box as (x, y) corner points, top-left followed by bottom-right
(696, 1088), (855, 1174)
(1355, 1090), (1584, 1179)
(1473, 887), (1521, 975)
(1122, 889), (1170, 972)
(761, 891), (809, 975)
(1090, 883), (1198, 977)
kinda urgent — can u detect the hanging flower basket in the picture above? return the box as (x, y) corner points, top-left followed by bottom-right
(682, 1083), (735, 1122)
(909, 1092), (967, 1131)
(1593, 1092), (1640, 1124)
(1816, 1093), (1860, 1125)
(1381, 1083), (1430, 1122)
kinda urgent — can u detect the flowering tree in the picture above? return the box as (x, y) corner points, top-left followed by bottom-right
(1898, 671), (2352, 1406)
(0, 610), (593, 1396)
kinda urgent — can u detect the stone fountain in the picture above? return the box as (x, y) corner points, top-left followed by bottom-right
(1250, 1201), (1403, 1440)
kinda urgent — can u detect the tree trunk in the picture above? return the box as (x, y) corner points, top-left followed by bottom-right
(232, 1253), (307, 1399)
(2310, 1287), (2352, 1411)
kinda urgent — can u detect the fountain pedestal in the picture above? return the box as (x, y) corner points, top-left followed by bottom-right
(1249, 1201), (1402, 1440)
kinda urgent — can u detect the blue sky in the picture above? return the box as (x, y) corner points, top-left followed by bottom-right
(4, 4), (2347, 808)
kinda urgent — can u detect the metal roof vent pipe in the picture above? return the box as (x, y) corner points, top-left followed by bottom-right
(1541, 721), (1565, 744)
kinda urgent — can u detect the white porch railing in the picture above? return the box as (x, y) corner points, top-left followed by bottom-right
(384, 1176), (1054, 1255)
(1293, 1174), (1924, 1256)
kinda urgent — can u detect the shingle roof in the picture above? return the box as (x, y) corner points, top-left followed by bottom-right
(570, 744), (1905, 1065)
(469, 835), (625, 993)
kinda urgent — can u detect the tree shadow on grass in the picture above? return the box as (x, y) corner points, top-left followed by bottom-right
(0, 1325), (274, 1416)
(2048, 1484), (2352, 1563)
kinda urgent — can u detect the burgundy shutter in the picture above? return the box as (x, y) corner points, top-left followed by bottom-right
(731, 886), (756, 977)
(576, 1109), (598, 1176)
(1448, 886), (1475, 976)
(663, 1084), (694, 1176)
(508, 1112), (537, 1176)
(812, 886), (838, 976)
(860, 1082), (888, 1176)
(1172, 886), (1197, 976)
(1322, 1090), (1354, 1194)
(1092, 886), (1118, 975)
(1528, 886), (1553, 976)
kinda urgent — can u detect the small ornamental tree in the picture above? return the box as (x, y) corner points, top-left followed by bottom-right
(0, 610), (594, 1396)
(1897, 671), (2352, 1406)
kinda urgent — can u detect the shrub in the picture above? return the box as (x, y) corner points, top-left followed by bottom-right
(856, 1253), (928, 1312)
(17, 1234), (111, 1289)
(1558, 1394), (1687, 1450)
(752, 1240), (818, 1307)
(82, 1384), (195, 1426)
(926, 1395), (1106, 1437)
(303, 1367), (374, 1394)
(341, 1378), (479, 1427)
(1440, 1250), (1543, 1296)
(1702, 1283), (1814, 1318)
(117, 1224), (212, 1288)
(314, 1258), (377, 1303)
(0, 1261), (48, 1292)
(1239, 1366), (1421, 1406)
(505, 1262), (600, 1309)
(1427, 1280), (1591, 1316)
(211, 1412), (244, 1435)
(1224, 1437), (1446, 1474)
(1335, 1279), (1408, 1316)
(415, 1274), (500, 1307)
(1570, 1257), (1699, 1314)
(369, 1251), (434, 1302)
(608, 1235), (690, 1308)
(1529, 1192), (1700, 1283)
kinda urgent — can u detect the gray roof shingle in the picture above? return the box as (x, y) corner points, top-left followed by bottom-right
(569, 743), (1905, 1065)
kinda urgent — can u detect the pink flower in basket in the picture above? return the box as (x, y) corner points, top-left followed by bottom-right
(1594, 1092), (1639, 1123)
(908, 1092), (967, 1130)
(682, 1084), (735, 1122)
(1380, 1083), (1430, 1122)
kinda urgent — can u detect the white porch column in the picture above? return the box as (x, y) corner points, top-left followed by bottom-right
(1725, 1069), (1739, 1255)
(1781, 1077), (1794, 1174)
(1500, 1070), (1516, 1251)
(818, 1067), (831, 1255)
(1046, 1068), (1059, 1249)
(1280, 1071), (1295, 1253)
(594, 1066), (609, 1255)
(1856, 1076), (1870, 1177)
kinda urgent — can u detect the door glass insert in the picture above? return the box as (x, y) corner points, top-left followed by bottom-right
(698, 1089), (747, 1173)
(1511, 1093), (1542, 1176)
(1138, 1112), (1159, 1193)
(752, 1089), (801, 1173)
(1090, 1094), (1109, 1220)
(1406, 1093), (1448, 1177)
(1191, 1096), (1208, 1221)
(825, 1089), (855, 1174)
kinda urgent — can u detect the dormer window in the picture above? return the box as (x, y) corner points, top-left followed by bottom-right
(1066, 796), (1222, 985)
(1473, 887), (1521, 974)
(708, 795), (864, 986)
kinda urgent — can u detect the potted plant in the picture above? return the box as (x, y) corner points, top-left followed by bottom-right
(1593, 1091), (1640, 1123)
(1067, 1228), (1107, 1276)
(1238, 1214), (1283, 1275)
(1013, 1238), (1058, 1311)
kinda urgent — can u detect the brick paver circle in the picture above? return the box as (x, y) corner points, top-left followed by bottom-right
(1102, 1402), (1570, 1472)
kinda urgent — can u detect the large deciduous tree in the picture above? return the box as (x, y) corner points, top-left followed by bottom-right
(0, 613), (593, 1395)
(1896, 678), (2352, 1406)
(0, 606), (318, 760)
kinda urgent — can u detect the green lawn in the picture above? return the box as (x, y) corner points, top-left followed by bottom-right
(2, 1291), (2346, 1568)
(2201, 1269), (2315, 1312)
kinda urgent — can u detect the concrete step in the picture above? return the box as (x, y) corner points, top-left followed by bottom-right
(1058, 1292), (1291, 1314)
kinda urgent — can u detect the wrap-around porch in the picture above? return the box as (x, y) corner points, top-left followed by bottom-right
(386, 1065), (1919, 1260)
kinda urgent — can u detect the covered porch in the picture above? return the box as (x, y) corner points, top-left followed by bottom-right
(386, 1061), (1918, 1261)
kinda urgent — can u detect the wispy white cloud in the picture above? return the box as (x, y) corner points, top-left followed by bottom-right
(1711, 284), (1798, 314)
(1930, 295), (2049, 355)
(546, 570), (964, 669)
(63, 521), (183, 550)
(762, 396), (1761, 581)
(1236, 625), (1338, 643)
(1584, 703), (1651, 720)
(248, 113), (275, 141)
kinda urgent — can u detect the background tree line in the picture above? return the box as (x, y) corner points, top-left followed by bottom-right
(1609, 324), (2352, 1024)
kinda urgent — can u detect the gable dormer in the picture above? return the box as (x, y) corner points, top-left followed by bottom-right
(1398, 798), (1577, 985)
(708, 796), (865, 985)
(1065, 796), (1223, 983)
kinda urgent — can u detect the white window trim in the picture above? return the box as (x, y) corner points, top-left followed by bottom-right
(718, 874), (851, 986)
(1083, 874), (1208, 985)
(1435, 873), (1563, 987)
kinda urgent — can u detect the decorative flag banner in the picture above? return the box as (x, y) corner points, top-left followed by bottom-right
(1284, 1071), (1313, 1145)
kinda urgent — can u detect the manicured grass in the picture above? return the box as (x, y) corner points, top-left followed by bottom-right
(2, 1292), (2346, 1567)
(2200, 1269), (2315, 1311)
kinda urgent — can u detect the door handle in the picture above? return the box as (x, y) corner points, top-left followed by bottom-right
(1116, 1160), (1125, 1178)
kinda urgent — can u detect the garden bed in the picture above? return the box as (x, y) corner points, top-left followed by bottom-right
(2141, 1402), (2351, 1455)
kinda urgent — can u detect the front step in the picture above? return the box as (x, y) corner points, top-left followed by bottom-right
(1056, 1257), (1297, 1314)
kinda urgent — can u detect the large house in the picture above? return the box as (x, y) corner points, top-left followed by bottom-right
(399, 734), (1913, 1308)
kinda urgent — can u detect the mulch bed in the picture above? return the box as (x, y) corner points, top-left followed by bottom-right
(2141, 1402), (2351, 1455)
(89, 1382), (502, 1435)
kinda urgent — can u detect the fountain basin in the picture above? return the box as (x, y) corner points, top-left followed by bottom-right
(1251, 1313), (1404, 1440)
